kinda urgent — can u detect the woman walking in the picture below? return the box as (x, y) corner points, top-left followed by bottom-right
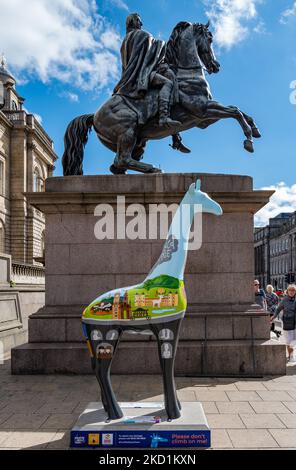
(271, 284), (296, 361)
(266, 285), (280, 338)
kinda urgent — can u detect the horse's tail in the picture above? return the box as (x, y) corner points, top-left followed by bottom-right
(62, 114), (94, 175)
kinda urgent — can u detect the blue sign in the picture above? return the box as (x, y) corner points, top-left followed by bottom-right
(70, 429), (211, 448)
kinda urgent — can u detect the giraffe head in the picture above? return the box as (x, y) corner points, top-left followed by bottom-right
(187, 179), (223, 216)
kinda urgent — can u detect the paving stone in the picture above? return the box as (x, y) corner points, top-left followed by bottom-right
(263, 382), (296, 391)
(250, 402), (292, 414)
(37, 402), (79, 414)
(206, 414), (245, 429)
(1, 431), (56, 449)
(174, 390), (196, 401)
(0, 413), (13, 425)
(0, 401), (45, 414)
(282, 402), (296, 413)
(46, 430), (71, 449)
(210, 430), (233, 449)
(200, 402), (219, 414)
(0, 432), (10, 445)
(227, 429), (278, 448)
(269, 429), (296, 447)
(239, 414), (285, 429)
(216, 402), (255, 414)
(257, 391), (294, 401)
(194, 390), (229, 402)
(206, 383), (238, 391)
(235, 382), (267, 391)
(1, 414), (49, 430)
(287, 390), (296, 399)
(226, 391), (262, 402)
(277, 414), (296, 428)
(41, 414), (79, 430)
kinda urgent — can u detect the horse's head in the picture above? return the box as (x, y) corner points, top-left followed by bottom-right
(187, 178), (223, 216)
(194, 22), (220, 74)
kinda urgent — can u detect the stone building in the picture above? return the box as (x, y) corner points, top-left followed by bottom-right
(0, 56), (57, 358)
(254, 212), (296, 289)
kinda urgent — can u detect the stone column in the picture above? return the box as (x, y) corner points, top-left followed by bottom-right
(11, 173), (286, 375)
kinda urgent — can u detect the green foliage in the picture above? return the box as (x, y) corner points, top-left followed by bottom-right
(143, 275), (180, 291)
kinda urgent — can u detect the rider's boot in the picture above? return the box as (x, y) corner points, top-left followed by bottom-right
(170, 134), (191, 153)
(159, 82), (181, 127)
(159, 99), (181, 127)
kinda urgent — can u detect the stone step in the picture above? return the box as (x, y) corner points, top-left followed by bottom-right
(11, 339), (286, 376)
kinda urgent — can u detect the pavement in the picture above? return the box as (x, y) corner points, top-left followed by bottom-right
(0, 350), (296, 450)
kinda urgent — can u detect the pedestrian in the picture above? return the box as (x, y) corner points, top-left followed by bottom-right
(266, 285), (280, 337)
(271, 284), (296, 361)
(254, 280), (267, 310)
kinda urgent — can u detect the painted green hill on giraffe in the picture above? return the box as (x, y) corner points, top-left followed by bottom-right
(143, 275), (180, 291)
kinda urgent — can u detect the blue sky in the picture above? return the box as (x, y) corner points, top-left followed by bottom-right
(1, 1), (296, 223)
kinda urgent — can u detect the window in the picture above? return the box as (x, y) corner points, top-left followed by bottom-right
(33, 167), (44, 192)
(11, 100), (18, 111)
(0, 220), (5, 253)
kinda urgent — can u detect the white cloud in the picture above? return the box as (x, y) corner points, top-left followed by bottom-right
(0, 0), (121, 92)
(280, 2), (296, 24)
(109, 0), (129, 11)
(204, 0), (261, 49)
(59, 91), (79, 103)
(255, 182), (296, 227)
(33, 113), (43, 124)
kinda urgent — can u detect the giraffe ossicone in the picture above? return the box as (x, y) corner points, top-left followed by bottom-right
(82, 178), (222, 420)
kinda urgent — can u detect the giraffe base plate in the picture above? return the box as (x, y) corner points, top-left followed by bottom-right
(70, 402), (211, 448)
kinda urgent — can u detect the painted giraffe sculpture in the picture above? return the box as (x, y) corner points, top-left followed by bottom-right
(82, 179), (223, 420)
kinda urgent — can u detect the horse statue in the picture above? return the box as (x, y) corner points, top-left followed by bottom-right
(82, 179), (223, 420)
(62, 19), (261, 176)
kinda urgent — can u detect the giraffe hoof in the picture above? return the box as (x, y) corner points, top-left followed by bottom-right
(244, 139), (254, 153)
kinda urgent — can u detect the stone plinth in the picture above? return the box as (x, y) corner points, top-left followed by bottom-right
(11, 173), (286, 375)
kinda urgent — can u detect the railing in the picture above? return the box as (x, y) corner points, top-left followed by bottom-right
(3, 110), (26, 125)
(11, 262), (45, 285)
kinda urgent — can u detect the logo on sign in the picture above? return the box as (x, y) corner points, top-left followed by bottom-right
(88, 433), (100, 445)
(102, 433), (113, 445)
(74, 435), (85, 445)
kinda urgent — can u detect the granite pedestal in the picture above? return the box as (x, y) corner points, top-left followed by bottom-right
(11, 173), (286, 375)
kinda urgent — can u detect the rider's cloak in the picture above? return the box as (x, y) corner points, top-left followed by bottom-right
(113, 29), (165, 99)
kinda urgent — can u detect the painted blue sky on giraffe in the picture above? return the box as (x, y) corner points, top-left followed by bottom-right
(0, 1), (296, 224)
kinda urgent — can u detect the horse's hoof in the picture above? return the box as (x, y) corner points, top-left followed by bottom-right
(148, 167), (162, 174)
(252, 127), (261, 138)
(110, 164), (127, 175)
(244, 139), (254, 153)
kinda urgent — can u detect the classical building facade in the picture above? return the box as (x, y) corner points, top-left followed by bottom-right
(0, 57), (57, 359)
(254, 212), (296, 289)
(0, 57), (57, 267)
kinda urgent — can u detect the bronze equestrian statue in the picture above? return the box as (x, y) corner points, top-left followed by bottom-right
(62, 14), (261, 176)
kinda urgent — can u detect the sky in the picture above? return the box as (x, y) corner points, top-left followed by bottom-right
(0, 0), (296, 225)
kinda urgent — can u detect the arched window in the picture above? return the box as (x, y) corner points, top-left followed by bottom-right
(33, 167), (44, 192)
(11, 100), (18, 111)
(0, 220), (5, 253)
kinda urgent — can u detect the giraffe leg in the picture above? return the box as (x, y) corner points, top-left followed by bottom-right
(151, 318), (183, 420)
(93, 328), (123, 420)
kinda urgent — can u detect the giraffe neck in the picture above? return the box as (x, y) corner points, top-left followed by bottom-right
(145, 192), (196, 282)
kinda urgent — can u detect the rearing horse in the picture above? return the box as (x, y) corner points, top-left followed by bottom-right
(62, 22), (261, 175)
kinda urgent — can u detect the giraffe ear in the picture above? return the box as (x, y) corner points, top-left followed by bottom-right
(195, 179), (201, 191)
(188, 183), (196, 195)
